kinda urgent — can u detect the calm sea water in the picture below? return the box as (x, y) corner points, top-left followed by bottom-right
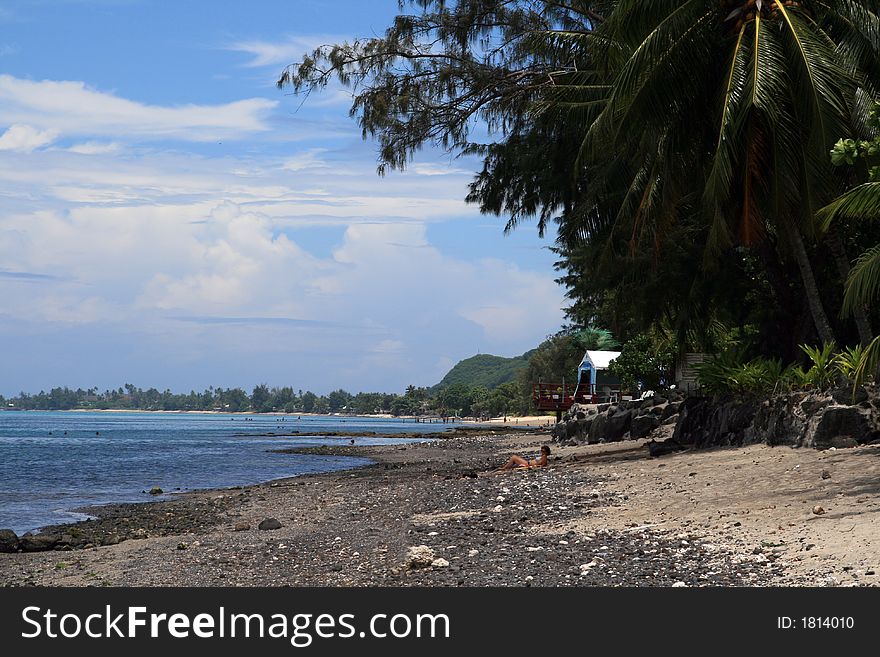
(0, 411), (452, 535)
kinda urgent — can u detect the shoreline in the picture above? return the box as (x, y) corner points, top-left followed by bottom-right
(1, 407), (556, 427)
(2, 431), (877, 587)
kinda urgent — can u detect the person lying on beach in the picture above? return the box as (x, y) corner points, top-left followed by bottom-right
(496, 445), (551, 471)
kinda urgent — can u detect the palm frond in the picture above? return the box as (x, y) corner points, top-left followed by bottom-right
(817, 181), (880, 229)
(843, 242), (880, 315)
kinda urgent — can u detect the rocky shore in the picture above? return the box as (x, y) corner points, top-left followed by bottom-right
(1, 429), (877, 587)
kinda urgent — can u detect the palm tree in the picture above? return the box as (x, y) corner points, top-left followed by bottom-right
(818, 177), (880, 382)
(563, 0), (880, 345)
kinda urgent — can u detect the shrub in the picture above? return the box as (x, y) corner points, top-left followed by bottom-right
(607, 333), (675, 391)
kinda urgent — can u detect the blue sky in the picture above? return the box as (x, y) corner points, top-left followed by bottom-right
(0, 0), (566, 396)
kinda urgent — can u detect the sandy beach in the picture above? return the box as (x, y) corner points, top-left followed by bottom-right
(1, 428), (877, 587)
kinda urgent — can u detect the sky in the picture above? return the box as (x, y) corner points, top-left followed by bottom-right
(0, 0), (567, 396)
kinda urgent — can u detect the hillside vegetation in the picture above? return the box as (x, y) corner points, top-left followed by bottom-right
(433, 352), (531, 391)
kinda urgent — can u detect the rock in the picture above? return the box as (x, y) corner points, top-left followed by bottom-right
(671, 581), (688, 587)
(662, 413), (679, 426)
(149, 486), (163, 495)
(588, 413), (607, 444)
(809, 406), (874, 449)
(820, 470), (831, 480)
(799, 394), (831, 417)
(812, 506), (825, 515)
(234, 522), (251, 532)
(19, 534), (60, 552)
(405, 545), (435, 569)
(0, 529), (19, 553)
(631, 414), (660, 439)
(431, 558), (450, 568)
(661, 402), (681, 421)
(674, 396), (759, 447)
(828, 435), (859, 449)
(604, 409), (633, 442)
(258, 518), (282, 531)
(646, 439), (684, 457)
(830, 386), (868, 406)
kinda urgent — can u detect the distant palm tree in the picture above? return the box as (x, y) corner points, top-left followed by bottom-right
(573, 326), (620, 351)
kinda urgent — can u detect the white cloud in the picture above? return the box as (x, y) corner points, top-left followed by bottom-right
(0, 74), (278, 142)
(282, 148), (331, 172)
(66, 141), (121, 155)
(229, 35), (343, 68)
(411, 163), (470, 176)
(0, 123), (58, 152)
(0, 110), (565, 391)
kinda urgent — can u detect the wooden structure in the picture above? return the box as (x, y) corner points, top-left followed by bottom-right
(532, 382), (622, 421)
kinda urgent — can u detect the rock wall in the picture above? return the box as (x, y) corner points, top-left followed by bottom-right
(554, 385), (880, 450)
(552, 391), (683, 444)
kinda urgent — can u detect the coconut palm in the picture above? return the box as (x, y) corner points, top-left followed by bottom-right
(564, 0), (880, 345)
(817, 176), (880, 384)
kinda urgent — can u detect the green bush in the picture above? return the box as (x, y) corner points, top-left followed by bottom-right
(800, 343), (837, 391)
(607, 333), (676, 391)
(694, 341), (873, 396)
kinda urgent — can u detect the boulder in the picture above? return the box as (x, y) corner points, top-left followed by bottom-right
(588, 413), (608, 444)
(661, 402), (681, 421)
(19, 534), (60, 552)
(604, 409), (633, 442)
(807, 406), (875, 448)
(258, 518), (282, 531)
(830, 386), (868, 406)
(0, 529), (19, 553)
(631, 414), (660, 439)
(674, 396), (759, 447)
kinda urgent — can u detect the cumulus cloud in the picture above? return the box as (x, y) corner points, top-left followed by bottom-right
(0, 123), (58, 152)
(0, 74), (277, 142)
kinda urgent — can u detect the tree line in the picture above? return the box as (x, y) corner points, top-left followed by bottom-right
(0, 382), (529, 418)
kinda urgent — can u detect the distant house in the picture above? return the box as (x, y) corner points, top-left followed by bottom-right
(576, 350), (621, 400)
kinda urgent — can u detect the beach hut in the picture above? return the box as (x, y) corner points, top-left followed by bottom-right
(576, 350), (621, 401)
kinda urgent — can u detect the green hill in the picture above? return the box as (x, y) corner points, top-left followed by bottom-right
(434, 352), (532, 390)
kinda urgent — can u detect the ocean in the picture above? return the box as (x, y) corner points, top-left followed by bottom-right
(0, 411), (453, 535)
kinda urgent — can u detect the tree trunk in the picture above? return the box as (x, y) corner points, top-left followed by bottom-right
(825, 226), (873, 346)
(755, 239), (800, 361)
(787, 225), (836, 346)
